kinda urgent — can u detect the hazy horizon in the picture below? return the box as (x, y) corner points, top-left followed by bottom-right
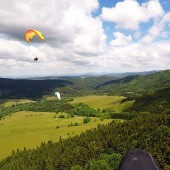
(0, 69), (164, 79)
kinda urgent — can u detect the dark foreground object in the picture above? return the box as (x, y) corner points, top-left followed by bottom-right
(119, 148), (161, 170)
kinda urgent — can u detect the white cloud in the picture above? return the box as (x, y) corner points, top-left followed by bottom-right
(103, 41), (170, 72)
(0, 0), (104, 49)
(142, 12), (170, 43)
(0, 0), (108, 77)
(101, 0), (164, 30)
(0, 36), (170, 77)
(110, 32), (132, 46)
(0, 0), (169, 77)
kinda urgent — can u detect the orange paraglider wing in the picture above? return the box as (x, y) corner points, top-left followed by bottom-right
(25, 30), (44, 43)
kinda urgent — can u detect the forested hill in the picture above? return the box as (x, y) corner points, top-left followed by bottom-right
(64, 76), (115, 90)
(127, 87), (170, 114)
(0, 114), (169, 170)
(0, 76), (115, 99)
(0, 78), (73, 99)
(96, 75), (139, 89)
(0, 70), (170, 99)
(98, 70), (170, 97)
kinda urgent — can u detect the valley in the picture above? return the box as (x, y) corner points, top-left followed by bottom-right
(0, 70), (169, 170)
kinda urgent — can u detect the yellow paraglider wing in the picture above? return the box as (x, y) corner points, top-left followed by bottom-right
(25, 30), (44, 43)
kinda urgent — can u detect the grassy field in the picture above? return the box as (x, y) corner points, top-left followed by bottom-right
(0, 99), (34, 107)
(0, 111), (112, 160)
(70, 95), (134, 112)
(0, 95), (133, 160)
(44, 96), (57, 100)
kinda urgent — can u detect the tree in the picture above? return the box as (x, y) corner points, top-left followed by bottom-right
(83, 117), (90, 124)
(84, 159), (111, 170)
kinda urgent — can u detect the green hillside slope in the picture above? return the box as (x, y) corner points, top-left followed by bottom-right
(98, 70), (170, 97)
(127, 87), (170, 114)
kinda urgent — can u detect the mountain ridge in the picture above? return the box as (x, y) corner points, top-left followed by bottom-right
(0, 70), (169, 99)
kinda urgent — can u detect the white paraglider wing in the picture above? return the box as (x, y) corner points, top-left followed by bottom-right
(55, 92), (61, 100)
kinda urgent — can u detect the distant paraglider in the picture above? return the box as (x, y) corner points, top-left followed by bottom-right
(55, 92), (61, 100)
(34, 57), (38, 61)
(24, 30), (44, 61)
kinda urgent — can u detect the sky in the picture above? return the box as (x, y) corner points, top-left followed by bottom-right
(0, 0), (170, 78)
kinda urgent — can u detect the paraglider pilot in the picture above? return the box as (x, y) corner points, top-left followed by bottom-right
(34, 57), (38, 61)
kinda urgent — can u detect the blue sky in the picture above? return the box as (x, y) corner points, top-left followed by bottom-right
(97, 0), (170, 44)
(0, 0), (170, 77)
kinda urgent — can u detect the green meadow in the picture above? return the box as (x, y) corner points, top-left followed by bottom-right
(70, 95), (134, 112)
(0, 111), (112, 160)
(0, 99), (34, 107)
(0, 95), (133, 160)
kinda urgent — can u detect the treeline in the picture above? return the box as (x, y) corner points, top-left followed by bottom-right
(0, 103), (28, 120)
(69, 103), (97, 117)
(0, 114), (169, 170)
(127, 87), (170, 114)
(109, 112), (150, 120)
(0, 100), (99, 119)
(0, 99), (149, 121)
(1, 97), (167, 121)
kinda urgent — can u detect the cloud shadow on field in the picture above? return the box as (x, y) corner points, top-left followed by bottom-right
(0, 78), (73, 99)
